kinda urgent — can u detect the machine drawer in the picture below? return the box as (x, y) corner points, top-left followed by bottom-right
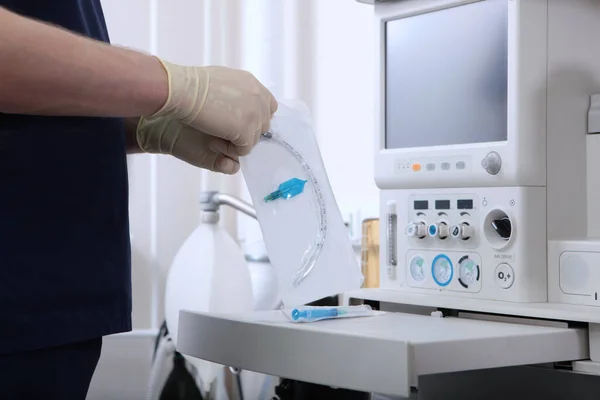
(177, 310), (588, 398)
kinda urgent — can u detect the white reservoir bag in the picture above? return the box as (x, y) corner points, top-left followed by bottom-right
(241, 101), (363, 307)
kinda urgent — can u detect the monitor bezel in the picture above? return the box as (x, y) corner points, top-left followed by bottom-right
(374, 0), (548, 190)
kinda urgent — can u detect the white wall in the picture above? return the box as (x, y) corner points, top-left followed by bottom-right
(313, 0), (379, 231)
(237, 0), (379, 246)
(102, 0), (155, 330)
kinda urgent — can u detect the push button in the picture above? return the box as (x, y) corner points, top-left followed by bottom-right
(412, 163), (421, 172)
(494, 263), (514, 289)
(456, 161), (466, 170)
(441, 162), (450, 171)
(482, 151), (502, 175)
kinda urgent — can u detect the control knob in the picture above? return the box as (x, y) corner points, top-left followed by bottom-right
(406, 222), (427, 239)
(451, 223), (475, 240)
(428, 222), (449, 239)
(481, 151), (502, 175)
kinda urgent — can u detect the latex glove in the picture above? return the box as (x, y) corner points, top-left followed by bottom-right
(146, 59), (278, 156)
(137, 116), (240, 174)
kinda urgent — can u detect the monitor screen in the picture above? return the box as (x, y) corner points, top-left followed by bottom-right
(385, 0), (509, 149)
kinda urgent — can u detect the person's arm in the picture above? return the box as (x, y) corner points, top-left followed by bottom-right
(0, 7), (167, 117)
(0, 6), (277, 170)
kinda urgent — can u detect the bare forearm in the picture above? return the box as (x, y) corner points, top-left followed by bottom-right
(0, 7), (168, 117)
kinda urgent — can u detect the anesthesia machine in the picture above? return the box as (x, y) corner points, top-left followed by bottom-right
(175, 0), (600, 398)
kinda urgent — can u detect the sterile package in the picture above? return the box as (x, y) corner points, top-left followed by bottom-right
(240, 100), (364, 307)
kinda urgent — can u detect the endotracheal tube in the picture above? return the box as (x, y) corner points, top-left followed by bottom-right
(264, 178), (307, 203)
(261, 131), (327, 288)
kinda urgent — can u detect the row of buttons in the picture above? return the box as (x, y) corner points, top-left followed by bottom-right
(406, 222), (474, 240)
(409, 256), (514, 290)
(412, 161), (467, 172)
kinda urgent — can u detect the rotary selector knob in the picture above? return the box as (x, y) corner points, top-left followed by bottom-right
(428, 222), (449, 239)
(450, 223), (475, 240)
(406, 222), (427, 238)
(481, 151), (502, 175)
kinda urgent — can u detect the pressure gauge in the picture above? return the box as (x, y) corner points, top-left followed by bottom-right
(432, 254), (453, 287)
(458, 255), (480, 288)
(409, 255), (426, 282)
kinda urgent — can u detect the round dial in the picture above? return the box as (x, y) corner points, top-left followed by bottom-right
(432, 254), (453, 287)
(458, 256), (480, 288)
(406, 222), (427, 238)
(428, 222), (449, 239)
(481, 151), (502, 175)
(409, 255), (426, 282)
(451, 223), (475, 240)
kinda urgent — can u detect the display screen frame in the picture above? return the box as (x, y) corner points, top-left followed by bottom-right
(373, 0), (548, 190)
(383, 0), (510, 150)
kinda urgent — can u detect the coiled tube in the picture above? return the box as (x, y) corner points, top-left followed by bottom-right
(261, 131), (327, 288)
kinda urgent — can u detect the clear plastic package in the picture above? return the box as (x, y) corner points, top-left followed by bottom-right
(282, 305), (376, 323)
(240, 100), (364, 307)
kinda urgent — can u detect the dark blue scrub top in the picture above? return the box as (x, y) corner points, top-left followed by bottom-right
(0, 0), (132, 354)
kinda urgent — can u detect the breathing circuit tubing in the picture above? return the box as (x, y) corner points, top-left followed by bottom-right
(261, 131), (327, 288)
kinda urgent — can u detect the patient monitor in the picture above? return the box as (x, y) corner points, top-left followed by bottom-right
(376, 0), (600, 304)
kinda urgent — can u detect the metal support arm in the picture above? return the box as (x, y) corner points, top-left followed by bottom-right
(199, 191), (257, 220)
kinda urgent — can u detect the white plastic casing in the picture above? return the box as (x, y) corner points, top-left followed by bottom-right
(548, 239), (600, 307)
(375, 0), (598, 239)
(380, 187), (547, 302)
(374, 0), (548, 190)
(374, 0), (600, 304)
(587, 127), (600, 237)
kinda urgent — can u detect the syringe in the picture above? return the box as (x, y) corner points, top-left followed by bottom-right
(289, 305), (374, 323)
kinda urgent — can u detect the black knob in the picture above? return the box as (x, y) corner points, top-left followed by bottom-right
(491, 218), (511, 240)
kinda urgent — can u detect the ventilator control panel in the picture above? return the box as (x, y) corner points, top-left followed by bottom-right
(380, 187), (547, 303)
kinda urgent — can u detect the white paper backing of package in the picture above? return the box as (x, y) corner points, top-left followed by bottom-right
(240, 100), (363, 307)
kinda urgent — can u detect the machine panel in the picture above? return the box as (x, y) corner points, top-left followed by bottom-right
(549, 239), (600, 307)
(380, 187), (547, 302)
(374, 0), (549, 190)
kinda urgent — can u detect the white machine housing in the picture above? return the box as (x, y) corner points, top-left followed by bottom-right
(548, 97), (600, 308)
(549, 239), (600, 307)
(376, 0), (600, 303)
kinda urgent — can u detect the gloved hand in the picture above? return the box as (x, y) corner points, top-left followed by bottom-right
(137, 116), (241, 174)
(139, 59), (278, 157)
